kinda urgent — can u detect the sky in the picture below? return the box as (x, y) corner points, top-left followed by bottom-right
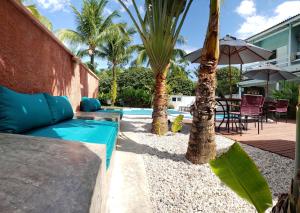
(26, 0), (300, 69)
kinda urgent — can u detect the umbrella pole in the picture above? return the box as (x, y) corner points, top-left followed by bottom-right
(266, 71), (270, 97)
(229, 48), (232, 98)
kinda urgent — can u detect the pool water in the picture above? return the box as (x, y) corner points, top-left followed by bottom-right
(123, 108), (225, 120)
(123, 108), (187, 116)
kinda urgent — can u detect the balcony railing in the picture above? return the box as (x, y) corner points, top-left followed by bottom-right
(243, 56), (289, 71)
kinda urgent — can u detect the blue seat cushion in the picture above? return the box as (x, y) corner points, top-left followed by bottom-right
(80, 98), (101, 112)
(44, 93), (74, 123)
(25, 119), (118, 168)
(0, 86), (53, 133)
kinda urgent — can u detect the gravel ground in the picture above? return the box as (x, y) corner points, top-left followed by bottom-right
(121, 118), (294, 213)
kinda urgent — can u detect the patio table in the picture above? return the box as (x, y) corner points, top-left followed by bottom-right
(215, 97), (242, 132)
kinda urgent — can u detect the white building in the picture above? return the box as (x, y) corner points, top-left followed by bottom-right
(169, 95), (195, 111)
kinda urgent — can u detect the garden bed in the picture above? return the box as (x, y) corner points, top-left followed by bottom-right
(121, 118), (294, 213)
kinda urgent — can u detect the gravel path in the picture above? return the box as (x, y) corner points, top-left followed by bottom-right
(121, 118), (294, 213)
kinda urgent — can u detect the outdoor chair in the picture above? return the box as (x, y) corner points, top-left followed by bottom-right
(269, 99), (289, 123)
(229, 94), (264, 135)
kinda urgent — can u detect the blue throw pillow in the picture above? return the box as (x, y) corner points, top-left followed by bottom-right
(80, 97), (101, 112)
(0, 86), (53, 133)
(44, 93), (74, 123)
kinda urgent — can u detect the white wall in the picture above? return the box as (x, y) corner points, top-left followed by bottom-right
(169, 95), (195, 110)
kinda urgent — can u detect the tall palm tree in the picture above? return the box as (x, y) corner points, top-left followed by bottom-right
(19, 0), (52, 30)
(118, 0), (193, 135)
(97, 24), (136, 105)
(186, 0), (220, 164)
(132, 44), (188, 71)
(56, 0), (119, 71)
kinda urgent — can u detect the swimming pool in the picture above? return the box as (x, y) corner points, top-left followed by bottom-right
(123, 108), (225, 120)
(123, 108), (184, 116)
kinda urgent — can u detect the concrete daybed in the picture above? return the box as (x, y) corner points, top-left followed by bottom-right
(0, 133), (106, 212)
(0, 86), (119, 212)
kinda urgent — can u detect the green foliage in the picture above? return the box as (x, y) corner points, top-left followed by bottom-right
(168, 68), (195, 96)
(20, 0), (52, 30)
(56, 0), (119, 68)
(216, 66), (240, 96)
(118, 0), (193, 76)
(272, 81), (299, 118)
(272, 81), (299, 106)
(118, 67), (155, 93)
(111, 77), (117, 105)
(210, 143), (272, 213)
(119, 87), (152, 107)
(171, 115), (184, 133)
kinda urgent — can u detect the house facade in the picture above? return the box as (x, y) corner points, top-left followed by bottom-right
(238, 14), (300, 95)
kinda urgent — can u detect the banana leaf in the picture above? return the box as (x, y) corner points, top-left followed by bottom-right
(210, 142), (272, 213)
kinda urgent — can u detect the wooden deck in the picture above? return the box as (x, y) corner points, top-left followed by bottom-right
(218, 120), (296, 159)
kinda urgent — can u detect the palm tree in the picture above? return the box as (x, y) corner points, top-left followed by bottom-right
(56, 0), (119, 71)
(185, 0), (220, 164)
(97, 24), (136, 105)
(118, 0), (193, 135)
(19, 0), (52, 30)
(132, 44), (188, 72)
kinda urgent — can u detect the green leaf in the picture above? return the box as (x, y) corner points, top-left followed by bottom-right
(171, 114), (184, 133)
(209, 143), (273, 213)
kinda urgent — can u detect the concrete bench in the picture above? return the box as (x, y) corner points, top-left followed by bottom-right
(0, 133), (107, 213)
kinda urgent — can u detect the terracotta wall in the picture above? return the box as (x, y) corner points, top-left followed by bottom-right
(0, 0), (99, 111)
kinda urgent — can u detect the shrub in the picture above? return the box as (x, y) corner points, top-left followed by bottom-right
(171, 115), (184, 133)
(119, 87), (152, 107)
(168, 104), (175, 109)
(272, 81), (299, 118)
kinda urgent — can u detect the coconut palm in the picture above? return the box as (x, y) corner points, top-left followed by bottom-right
(186, 0), (220, 164)
(56, 0), (119, 71)
(118, 0), (194, 135)
(19, 0), (52, 30)
(97, 24), (136, 105)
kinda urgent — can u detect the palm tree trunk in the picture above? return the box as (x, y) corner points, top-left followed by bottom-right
(186, 0), (220, 164)
(151, 65), (169, 135)
(111, 64), (117, 106)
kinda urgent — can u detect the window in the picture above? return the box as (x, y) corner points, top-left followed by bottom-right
(177, 97), (182, 102)
(172, 97), (176, 102)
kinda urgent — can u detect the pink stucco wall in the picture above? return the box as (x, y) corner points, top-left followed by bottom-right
(0, 0), (99, 111)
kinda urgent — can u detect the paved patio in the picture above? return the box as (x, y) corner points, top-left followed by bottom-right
(218, 120), (296, 159)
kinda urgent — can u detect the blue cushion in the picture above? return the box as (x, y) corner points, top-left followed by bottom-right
(25, 119), (118, 168)
(80, 97), (101, 112)
(0, 86), (53, 133)
(44, 93), (74, 123)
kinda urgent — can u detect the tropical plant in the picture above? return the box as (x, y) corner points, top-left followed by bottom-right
(19, 0), (52, 30)
(272, 81), (299, 117)
(171, 115), (184, 133)
(167, 68), (195, 96)
(119, 87), (152, 107)
(216, 66), (240, 96)
(186, 0), (220, 164)
(271, 86), (300, 212)
(118, 0), (194, 135)
(56, 0), (119, 71)
(210, 143), (273, 213)
(97, 24), (136, 105)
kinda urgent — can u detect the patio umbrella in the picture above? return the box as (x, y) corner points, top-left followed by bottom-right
(243, 64), (298, 96)
(185, 35), (273, 97)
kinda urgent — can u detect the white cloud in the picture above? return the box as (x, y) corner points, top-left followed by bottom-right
(180, 45), (197, 54)
(236, 0), (300, 39)
(235, 0), (256, 16)
(139, 5), (145, 15)
(35, 0), (70, 12)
